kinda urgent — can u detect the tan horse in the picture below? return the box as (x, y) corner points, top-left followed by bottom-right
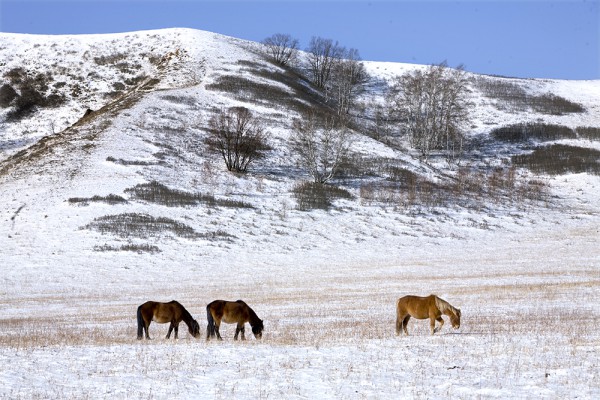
(206, 300), (264, 341)
(396, 294), (461, 336)
(137, 300), (200, 340)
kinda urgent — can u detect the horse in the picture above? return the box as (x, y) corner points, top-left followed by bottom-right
(137, 300), (200, 340)
(396, 294), (461, 336)
(206, 300), (264, 341)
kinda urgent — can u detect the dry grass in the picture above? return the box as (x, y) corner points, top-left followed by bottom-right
(3, 269), (597, 350)
(2, 265), (599, 400)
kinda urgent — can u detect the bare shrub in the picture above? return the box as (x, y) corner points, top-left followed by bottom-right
(4, 71), (66, 121)
(577, 126), (600, 141)
(206, 75), (307, 111)
(68, 194), (127, 206)
(94, 53), (127, 65)
(386, 166), (419, 185)
(359, 179), (444, 209)
(6, 84), (45, 120)
(3, 67), (26, 84)
(212, 198), (254, 209)
(513, 144), (600, 175)
(94, 243), (161, 253)
(123, 75), (147, 86)
(530, 93), (585, 115)
(491, 123), (576, 143)
(207, 62), (326, 115)
(106, 156), (160, 166)
(0, 84), (18, 107)
(205, 107), (270, 173)
(474, 76), (528, 105)
(125, 181), (254, 209)
(262, 33), (299, 66)
(83, 213), (198, 239)
(125, 181), (210, 207)
(360, 165), (546, 210)
(474, 76), (584, 115)
(292, 181), (353, 211)
(160, 94), (197, 106)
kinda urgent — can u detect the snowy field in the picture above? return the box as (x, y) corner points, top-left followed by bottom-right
(1, 28), (599, 399)
(1, 218), (599, 399)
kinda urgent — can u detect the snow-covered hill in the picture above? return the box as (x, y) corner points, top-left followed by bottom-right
(1, 28), (599, 399)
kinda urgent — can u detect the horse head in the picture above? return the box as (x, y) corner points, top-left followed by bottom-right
(189, 319), (201, 338)
(252, 319), (264, 339)
(450, 308), (461, 329)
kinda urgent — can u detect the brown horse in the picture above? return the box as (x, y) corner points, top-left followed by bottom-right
(137, 300), (200, 340)
(206, 300), (264, 341)
(396, 294), (461, 336)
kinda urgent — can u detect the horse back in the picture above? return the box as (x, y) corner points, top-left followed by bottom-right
(397, 295), (439, 319)
(140, 300), (183, 323)
(208, 300), (250, 324)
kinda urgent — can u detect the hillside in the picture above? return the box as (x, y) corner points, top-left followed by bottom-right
(1, 28), (599, 261)
(1, 28), (599, 398)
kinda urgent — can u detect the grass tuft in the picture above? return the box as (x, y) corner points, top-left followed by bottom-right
(124, 181), (254, 209)
(68, 194), (127, 206)
(83, 213), (198, 239)
(292, 181), (353, 211)
(513, 144), (600, 176)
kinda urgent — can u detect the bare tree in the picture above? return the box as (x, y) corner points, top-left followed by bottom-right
(291, 111), (352, 183)
(262, 33), (299, 67)
(205, 107), (270, 173)
(330, 48), (367, 120)
(305, 36), (344, 90)
(306, 38), (367, 121)
(387, 62), (470, 163)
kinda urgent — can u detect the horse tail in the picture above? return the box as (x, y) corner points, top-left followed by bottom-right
(137, 305), (144, 339)
(395, 297), (407, 335)
(206, 304), (216, 339)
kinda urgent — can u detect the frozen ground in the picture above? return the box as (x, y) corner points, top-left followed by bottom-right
(1, 218), (599, 399)
(0, 28), (599, 399)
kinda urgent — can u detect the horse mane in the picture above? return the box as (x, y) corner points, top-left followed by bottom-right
(432, 294), (456, 314)
(433, 295), (458, 316)
(172, 300), (195, 324)
(237, 300), (261, 326)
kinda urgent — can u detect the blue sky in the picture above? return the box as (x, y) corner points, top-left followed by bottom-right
(1, 0), (598, 80)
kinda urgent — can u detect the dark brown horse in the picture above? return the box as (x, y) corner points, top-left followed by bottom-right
(137, 300), (200, 340)
(206, 300), (264, 341)
(396, 294), (461, 336)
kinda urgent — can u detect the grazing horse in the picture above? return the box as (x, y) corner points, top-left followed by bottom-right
(396, 294), (461, 336)
(137, 300), (200, 340)
(206, 300), (264, 341)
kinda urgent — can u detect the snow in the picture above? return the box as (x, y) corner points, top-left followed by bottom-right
(1, 28), (599, 399)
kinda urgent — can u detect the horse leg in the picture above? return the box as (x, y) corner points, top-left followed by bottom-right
(402, 316), (411, 335)
(214, 321), (223, 340)
(166, 322), (174, 339)
(430, 317), (437, 335)
(173, 323), (179, 339)
(396, 313), (406, 336)
(434, 317), (444, 334)
(234, 324), (246, 340)
(144, 322), (151, 340)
